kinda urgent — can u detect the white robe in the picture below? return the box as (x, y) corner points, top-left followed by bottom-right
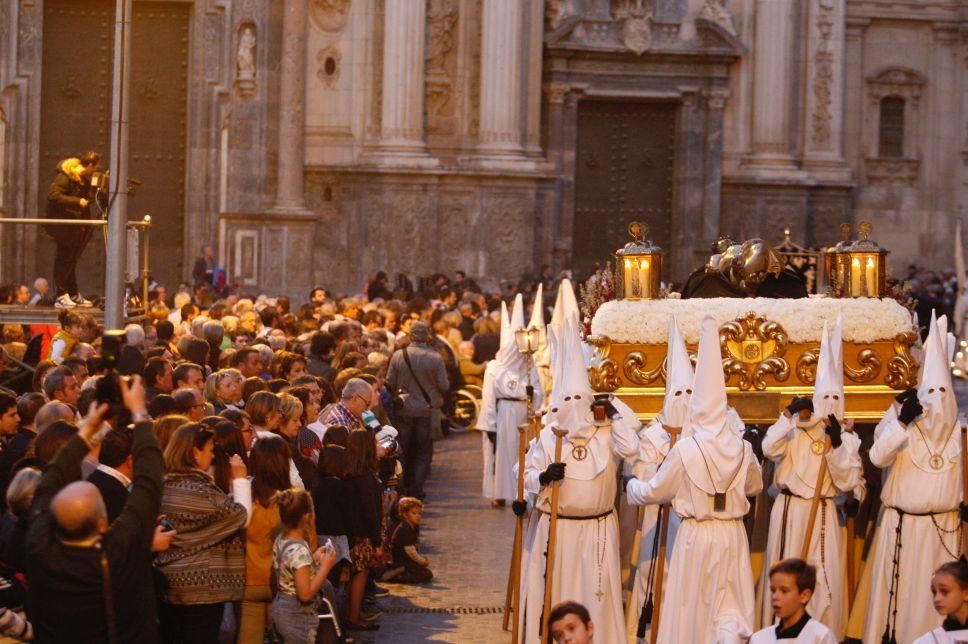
(627, 438), (764, 644)
(517, 414), (640, 644)
(756, 415), (864, 638)
(856, 417), (961, 644)
(477, 361), (543, 500)
(625, 420), (682, 643)
(913, 626), (968, 644)
(749, 617), (839, 643)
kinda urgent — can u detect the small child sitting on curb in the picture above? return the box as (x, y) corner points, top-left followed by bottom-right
(382, 497), (434, 584)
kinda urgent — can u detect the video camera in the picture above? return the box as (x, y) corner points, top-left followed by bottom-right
(95, 329), (131, 419)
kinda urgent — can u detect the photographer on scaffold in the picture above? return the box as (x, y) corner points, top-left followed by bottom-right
(44, 151), (100, 309)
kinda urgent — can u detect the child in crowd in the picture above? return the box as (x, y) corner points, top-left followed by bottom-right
(549, 601), (595, 644)
(48, 310), (82, 363)
(751, 558), (837, 643)
(382, 497), (433, 584)
(913, 558), (968, 643)
(270, 489), (338, 644)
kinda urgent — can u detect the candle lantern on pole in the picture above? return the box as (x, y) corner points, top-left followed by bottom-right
(839, 221), (889, 298)
(514, 325), (541, 420)
(615, 221), (664, 300)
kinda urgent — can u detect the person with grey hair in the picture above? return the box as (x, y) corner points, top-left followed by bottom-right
(316, 377), (372, 436)
(41, 365), (78, 406)
(28, 277), (50, 306)
(386, 321), (449, 499)
(0, 468), (41, 573)
(172, 387), (205, 422)
(123, 323), (145, 350)
(33, 401), (74, 433)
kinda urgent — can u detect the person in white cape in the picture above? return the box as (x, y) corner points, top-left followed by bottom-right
(625, 315), (692, 643)
(755, 316), (864, 639)
(477, 294), (544, 505)
(517, 299), (640, 644)
(627, 315), (763, 643)
(855, 311), (963, 644)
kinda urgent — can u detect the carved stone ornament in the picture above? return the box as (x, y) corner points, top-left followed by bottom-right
(867, 67), (926, 105)
(810, 0), (835, 145)
(587, 336), (622, 392)
(720, 312), (791, 391)
(309, 0), (352, 34)
(886, 331), (919, 390)
(621, 12), (653, 56)
(864, 158), (920, 186)
(316, 45), (342, 88)
(426, 0), (458, 74)
(698, 0), (737, 37)
(796, 347), (883, 384)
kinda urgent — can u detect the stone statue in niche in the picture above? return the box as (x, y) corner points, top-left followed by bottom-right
(235, 24), (256, 98)
(699, 0), (737, 37)
(310, 0), (352, 34)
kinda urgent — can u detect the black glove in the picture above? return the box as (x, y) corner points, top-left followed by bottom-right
(511, 500), (528, 517)
(895, 388), (918, 405)
(786, 397), (814, 416)
(742, 427), (763, 461)
(898, 397), (923, 425)
(844, 497), (860, 518)
(825, 414), (843, 448)
(538, 462), (566, 486)
(592, 395), (620, 419)
(622, 476), (633, 493)
(961, 503), (968, 523)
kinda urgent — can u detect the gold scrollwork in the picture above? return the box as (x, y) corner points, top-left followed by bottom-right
(797, 348), (820, 384)
(624, 351), (666, 386)
(588, 359), (621, 392)
(845, 349), (882, 383)
(886, 331), (919, 390)
(720, 312), (791, 391)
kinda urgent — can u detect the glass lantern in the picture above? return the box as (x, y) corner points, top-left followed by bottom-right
(615, 221), (664, 300)
(840, 221), (889, 298)
(824, 223), (852, 297)
(514, 326), (541, 355)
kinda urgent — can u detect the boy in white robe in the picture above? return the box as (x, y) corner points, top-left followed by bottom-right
(477, 294), (543, 504)
(751, 558), (838, 643)
(913, 558), (968, 644)
(517, 288), (640, 644)
(756, 318), (864, 638)
(627, 316), (763, 643)
(856, 311), (962, 644)
(625, 315), (691, 642)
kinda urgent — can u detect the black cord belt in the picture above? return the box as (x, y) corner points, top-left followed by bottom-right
(497, 397), (527, 402)
(539, 508), (613, 521)
(884, 505), (957, 517)
(780, 489), (833, 501)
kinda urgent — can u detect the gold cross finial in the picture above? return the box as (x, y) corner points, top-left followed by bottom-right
(857, 220), (873, 240)
(628, 221), (648, 243)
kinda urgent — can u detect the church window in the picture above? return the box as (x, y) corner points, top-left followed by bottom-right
(878, 96), (905, 158)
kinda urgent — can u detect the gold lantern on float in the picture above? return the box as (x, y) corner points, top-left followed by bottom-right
(615, 221), (664, 300)
(840, 221), (889, 298)
(824, 223), (853, 297)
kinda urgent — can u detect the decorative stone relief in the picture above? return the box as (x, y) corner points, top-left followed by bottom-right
(811, 0), (836, 145)
(613, 0), (653, 55)
(315, 44), (342, 88)
(437, 193), (475, 268)
(702, 87), (730, 110)
(203, 11), (222, 83)
(544, 82), (570, 104)
(866, 68), (925, 106)
(235, 23), (257, 99)
(425, 0), (458, 134)
(864, 158), (919, 185)
(310, 0), (352, 34)
(698, 0), (737, 38)
(483, 194), (532, 276)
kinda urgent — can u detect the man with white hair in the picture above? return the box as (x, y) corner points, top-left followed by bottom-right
(123, 324), (145, 351)
(316, 377), (372, 437)
(756, 317), (863, 638)
(856, 311), (962, 643)
(627, 316), (763, 643)
(28, 277), (50, 306)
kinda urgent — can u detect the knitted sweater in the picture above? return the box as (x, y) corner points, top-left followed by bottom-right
(155, 470), (247, 604)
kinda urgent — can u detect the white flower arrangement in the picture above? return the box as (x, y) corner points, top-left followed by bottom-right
(590, 297), (915, 345)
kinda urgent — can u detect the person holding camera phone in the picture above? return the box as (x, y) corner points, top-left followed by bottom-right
(44, 151), (100, 309)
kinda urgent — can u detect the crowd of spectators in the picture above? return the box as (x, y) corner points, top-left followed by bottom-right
(0, 266), (561, 643)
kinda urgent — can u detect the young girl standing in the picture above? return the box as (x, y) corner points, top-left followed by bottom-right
(271, 489), (338, 644)
(914, 559), (968, 643)
(47, 310), (82, 363)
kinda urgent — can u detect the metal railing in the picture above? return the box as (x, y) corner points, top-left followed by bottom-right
(0, 215), (153, 317)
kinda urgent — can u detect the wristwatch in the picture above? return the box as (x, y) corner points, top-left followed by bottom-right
(132, 412), (151, 424)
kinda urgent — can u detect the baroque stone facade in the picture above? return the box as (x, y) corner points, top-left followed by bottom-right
(0, 0), (965, 294)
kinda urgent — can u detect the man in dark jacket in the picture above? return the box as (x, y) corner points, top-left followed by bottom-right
(26, 377), (168, 643)
(386, 322), (449, 499)
(45, 152), (99, 307)
(86, 427), (134, 523)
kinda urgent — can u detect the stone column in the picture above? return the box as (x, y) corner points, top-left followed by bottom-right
(378, 0), (428, 154)
(478, 0), (524, 156)
(747, 0), (797, 169)
(270, 0), (311, 213)
(802, 0), (850, 179)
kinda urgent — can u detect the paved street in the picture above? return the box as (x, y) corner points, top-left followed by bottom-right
(358, 430), (514, 643)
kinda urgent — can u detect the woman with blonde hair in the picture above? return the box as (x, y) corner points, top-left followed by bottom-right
(275, 393), (313, 488)
(205, 368), (244, 414)
(152, 414), (190, 452)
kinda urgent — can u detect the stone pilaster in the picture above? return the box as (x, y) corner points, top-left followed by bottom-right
(802, 0), (850, 180)
(478, 0), (524, 156)
(377, 0), (430, 156)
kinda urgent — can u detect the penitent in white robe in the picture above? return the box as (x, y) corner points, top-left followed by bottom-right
(476, 361), (543, 500)
(749, 617), (839, 643)
(855, 417), (961, 644)
(627, 437), (763, 644)
(625, 420), (682, 643)
(756, 415), (864, 639)
(517, 414), (640, 644)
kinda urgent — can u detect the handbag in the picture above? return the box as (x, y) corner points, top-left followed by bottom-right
(402, 349), (444, 440)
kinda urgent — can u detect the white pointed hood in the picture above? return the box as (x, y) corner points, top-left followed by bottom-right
(494, 294), (527, 371)
(546, 308), (595, 439)
(813, 316), (845, 421)
(498, 300), (511, 350)
(918, 310), (958, 435)
(548, 279), (579, 379)
(530, 283), (551, 369)
(658, 315), (694, 428)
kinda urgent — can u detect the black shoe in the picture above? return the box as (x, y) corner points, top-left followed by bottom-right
(344, 620), (379, 632)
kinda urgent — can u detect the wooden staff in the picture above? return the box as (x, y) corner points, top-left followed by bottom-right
(843, 419), (857, 609)
(647, 427), (681, 644)
(801, 434), (831, 559)
(961, 423), (968, 557)
(503, 420), (531, 640)
(542, 428), (568, 644)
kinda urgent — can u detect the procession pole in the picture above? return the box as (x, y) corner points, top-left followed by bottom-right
(647, 426), (681, 644)
(801, 434), (831, 560)
(542, 428), (568, 644)
(504, 421), (530, 641)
